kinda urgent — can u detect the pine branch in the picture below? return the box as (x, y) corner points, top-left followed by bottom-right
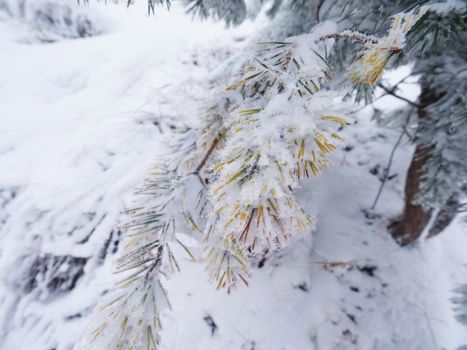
(89, 129), (204, 349)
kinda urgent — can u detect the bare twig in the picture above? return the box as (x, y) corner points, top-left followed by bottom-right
(371, 108), (413, 209)
(377, 83), (421, 108)
(347, 72), (419, 116)
(194, 133), (222, 174)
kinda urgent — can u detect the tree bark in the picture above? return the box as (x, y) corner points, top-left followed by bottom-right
(390, 143), (432, 246)
(389, 82), (454, 246)
(427, 195), (459, 239)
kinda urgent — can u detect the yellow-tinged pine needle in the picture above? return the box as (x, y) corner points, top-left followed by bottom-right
(243, 64), (255, 73)
(315, 133), (337, 154)
(271, 214), (285, 232)
(90, 323), (107, 343)
(239, 108), (262, 116)
(176, 238), (197, 262)
(267, 198), (278, 213)
(296, 218), (305, 230)
(276, 161), (286, 182)
(215, 192), (227, 203)
(212, 184), (224, 195)
(309, 161), (319, 176)
(271, 187), (278, 198)
(147, 326), (158, 350)
(217, 269), (227, 289)
(232, 253), (248, 271)
(312, 150), (317, 161)
(98, 296), (124, 312)
(226, 265), (232, 285)
(215, 253), (227, 280)
(321, 115), (349, 126)
(205, 245), (215, 259)
(184, 212), (202, 233)
(119, 316), (129, 340)
(223, 203), (242, 228)
(298, 139), (305, 159)
(238, 273), (249, 286)
(212, 161), (226, 171)
(224, 170), (243, 187)
(310, 79), (320, 92)
(318, 159), (330, 167)
(223, 215), (237, 228)
(256, 205), (264, 228)
(206, 249), (219, 268)
(215, 205), (225, 214)
(315, 138), (329, 154)
(331, 133), (345, 142)
(120, 276), (140, 289)
(225, 72), (262, 91)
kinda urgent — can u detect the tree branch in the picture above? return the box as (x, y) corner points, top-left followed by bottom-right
(377, 83), (421, 108)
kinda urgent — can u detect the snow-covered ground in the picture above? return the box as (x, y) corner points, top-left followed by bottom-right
(0, 2), (466, 350)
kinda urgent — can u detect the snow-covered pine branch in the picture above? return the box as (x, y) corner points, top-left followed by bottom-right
(204, 24), (348, 291)
(88, 128), (206, 349)
(184, 0), (247, 26)
(88, 7), (430, 348)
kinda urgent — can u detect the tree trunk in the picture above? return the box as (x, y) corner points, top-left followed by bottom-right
(390, 143), (432, 246)
(389, 83), (454, 246)
(427, 195), (459, 239)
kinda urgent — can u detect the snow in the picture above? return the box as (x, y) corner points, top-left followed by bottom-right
(158, 108), (467, 350)
(0, 2), (466, 350)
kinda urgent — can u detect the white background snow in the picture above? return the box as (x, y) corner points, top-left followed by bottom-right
(0, 1), (466, 349)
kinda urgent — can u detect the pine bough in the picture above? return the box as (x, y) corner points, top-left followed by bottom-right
(88, 7), (436, 350)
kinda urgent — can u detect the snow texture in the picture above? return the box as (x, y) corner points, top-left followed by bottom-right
(0, 2), (466, 350)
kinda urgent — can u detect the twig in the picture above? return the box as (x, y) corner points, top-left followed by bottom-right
(371, 108), (413, 209)
(377, 83), (421, 108)
(319, 30), (379, 45)
(194, 133), (222, 174)
(347, 72), (419, 116)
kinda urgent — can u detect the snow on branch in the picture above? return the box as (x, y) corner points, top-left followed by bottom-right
(321, 7), (428, 84)
(89, 9), (419, 349)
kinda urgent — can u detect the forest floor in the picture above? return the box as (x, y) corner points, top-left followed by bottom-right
(0, 2), (466, 350)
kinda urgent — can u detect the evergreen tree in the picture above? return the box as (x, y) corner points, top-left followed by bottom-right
(256, 0), (467, 245)
(390, 8), (467, 244)
(0, 0), (101, 42)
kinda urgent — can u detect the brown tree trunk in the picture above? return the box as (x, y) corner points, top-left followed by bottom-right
(427, 195), (459, 239)
(389, 83), (454, 246)
(391, 143), (432, 246)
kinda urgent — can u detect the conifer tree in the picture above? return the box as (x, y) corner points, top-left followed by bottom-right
(258, 0), (466, 246)
(390, 8), (466, 244)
